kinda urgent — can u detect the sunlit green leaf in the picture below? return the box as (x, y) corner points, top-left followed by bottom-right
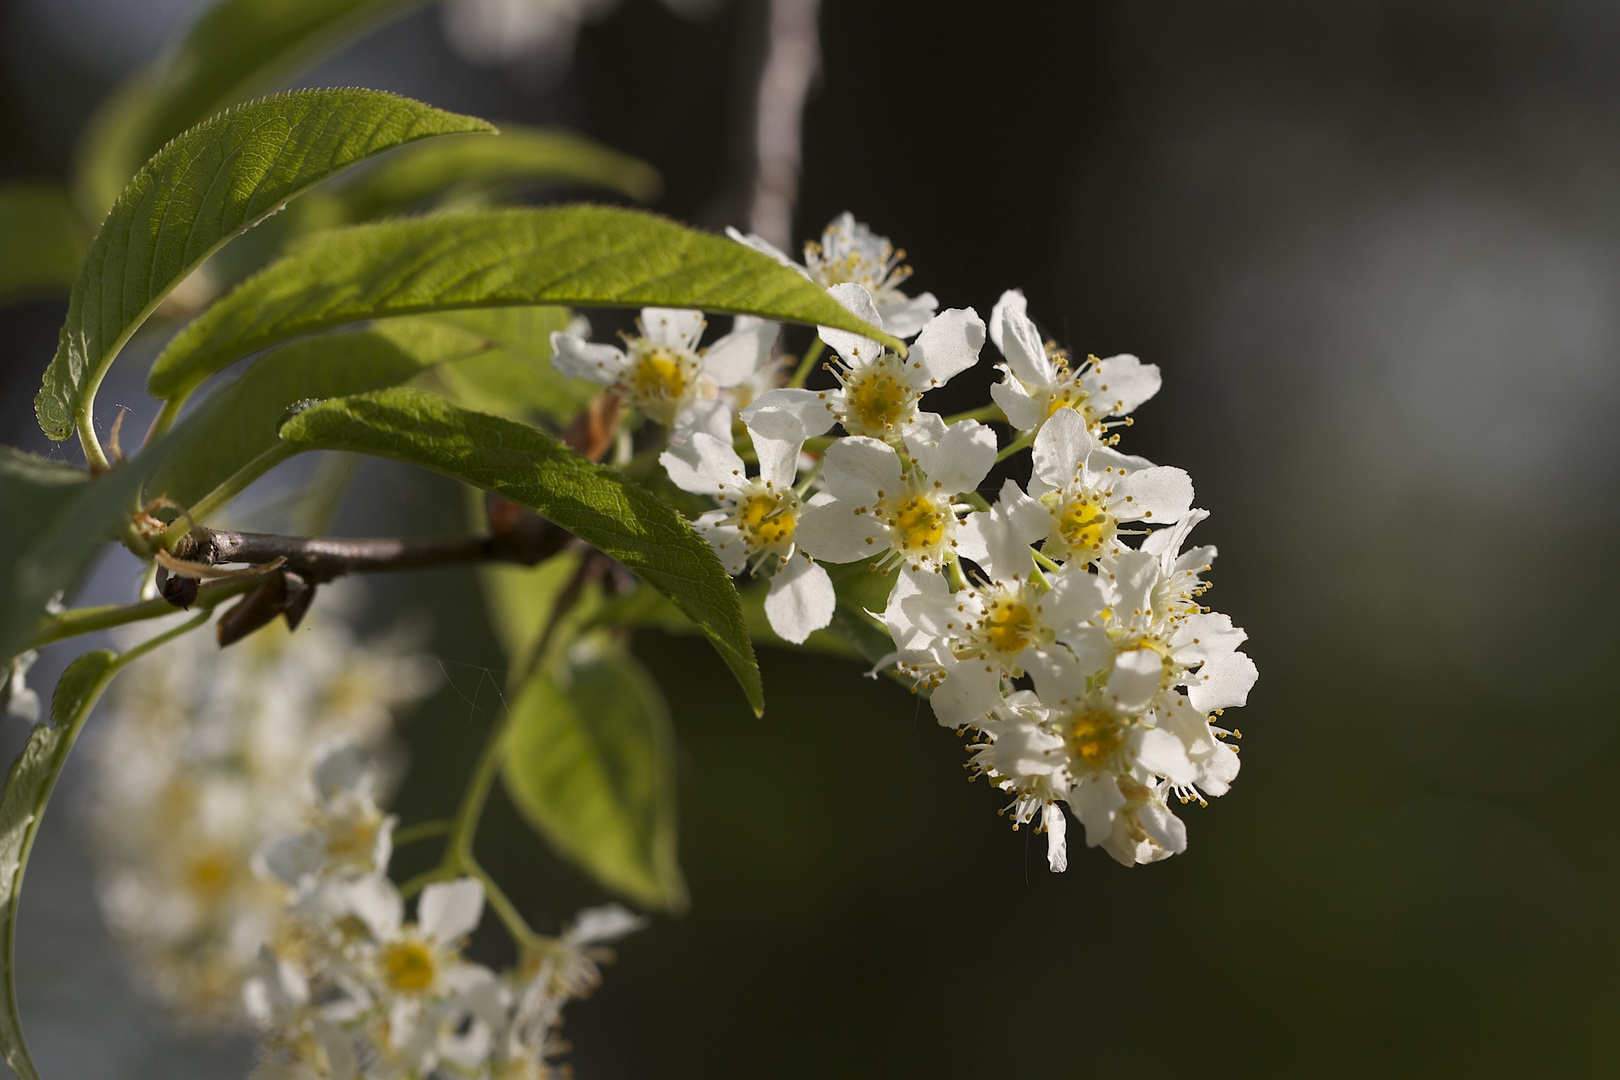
(76, 0), (426, 215)
(0, 650), (118, 1080)
(502, 650), (685, 911)
(321, 126), (661, 220)
(0, 184), (85, 304)
(278, 387), (763, 713)
(142, 320), (495, 516)
(39, 88), (492, 443)
(425, 307), (593, 424)
(148, 204), (906, 404)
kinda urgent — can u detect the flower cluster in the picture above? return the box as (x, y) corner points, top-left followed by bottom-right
(244, 744), (642, 1080)
(86, 608), (437, 1023)
(552, 213), (1257, 868)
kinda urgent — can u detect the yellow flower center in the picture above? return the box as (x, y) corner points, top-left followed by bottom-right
(1066, 710), (1124, 769)
(1058, 497), (1113, 556)
(323, 817), (376, 859)
(893, 496), (946, 552)
(1046, 380), (1091, 418)
(983, 599), (1037, 655)
(185, 850), (235, 898)
(628, 345), (694, 419)
(843, 360), (915, 436)
(381, 940), (437, 992)
(739, 492), (796, 548)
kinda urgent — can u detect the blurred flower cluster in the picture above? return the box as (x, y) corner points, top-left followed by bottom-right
(553, 214), (1258, 868)
(244, 744), (643, 1080)
(86, 607), (436, 1024)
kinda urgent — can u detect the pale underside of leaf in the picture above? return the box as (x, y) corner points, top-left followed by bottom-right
(39, 87), (492, 441)
(147, 204), (906, 403)
(277, 387), (764, 714)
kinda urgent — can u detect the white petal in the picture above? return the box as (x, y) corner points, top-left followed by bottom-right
(660, 431), (747, 497)
(1112, 466), (1192, 525)
(1187, 651), (1258, 713)
(819, 436), (902, 504)
(916, 419), (996, 496)
(875, 291), (939, 339)
(1070, 776), (1125, 848)
(1026, 646), (1092, 707)
(1042, 566), (1111, 637)
(796, 499), (886, 564)
(725, 226), (808, 274)
(343, 874), (403, 939)
(1082, 354), (1161, 417)
(420, 878), (485, 943)
(959, 480), (1046, 584)
(989, 289), (1050, 386)
(702, 317), (779, 388)
(1042, 803), (1068, 872)
(742, 388), (836, 488)
(671, 398), (733, 446)
(549, 333), (624, 386)
(990, 377), (1044, 433)
(765, 557), (835, 643)
(695, 513), (749, 574)
(1170, 612), (1247, 665)
(1136, 799), (1187, 856)
(931, 661), (1004, 729)
(905, 307), (984, 389)
(741, 387), (838, 440)
(817, 283), (885, 366)
(567, 903), (649, 946)
(312, 740), (369, 801)
(1105, 648), (1164, 714)
(640, 307), (705, 350)
(257, 832), (325, 886)
(1030, 408), (1094, 494)
(1136, 727), (1195, 787)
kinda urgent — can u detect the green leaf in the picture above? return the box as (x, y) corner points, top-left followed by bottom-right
(0, 184), (86, 304)
(0, 650), (119, 1080)
(425, 307), (594, 424)
(320, 127), (661, 221)
(480, 550), (604, 680)
(76, 0), (426, 215)
(278, 387), (764, 713)
(0, 443), (179, 665)
(39, 88), (493, 444)
(142, 319), (497, 516)
(502, 650), (685, 911)
(0, 450), (91, 665)
(148, 204), (907, 404)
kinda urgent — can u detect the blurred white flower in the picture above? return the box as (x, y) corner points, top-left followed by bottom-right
(86, 608), (436, 1025)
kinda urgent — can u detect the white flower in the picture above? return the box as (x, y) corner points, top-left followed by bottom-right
(1024, 408), (1193, 565)
(728, 212), (939, 337)
(550, 308), (777, 431)
(989, 289), (1161, 446)
(660, 390), (837, 643)
(881, 561), (1111, 729)
(808, 284), (984, 443)
(795, 418), (997, 574)
(257, 741), (396, 892)
(4, 649), (39, 723)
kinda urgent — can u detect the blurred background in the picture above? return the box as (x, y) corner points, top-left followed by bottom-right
(4, 0), (1620, 1076)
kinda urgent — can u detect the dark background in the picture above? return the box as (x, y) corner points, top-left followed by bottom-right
(3, 1), (1619, 1076)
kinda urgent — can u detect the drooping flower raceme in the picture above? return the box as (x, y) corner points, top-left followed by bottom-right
(549, 214), (1257, 872)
